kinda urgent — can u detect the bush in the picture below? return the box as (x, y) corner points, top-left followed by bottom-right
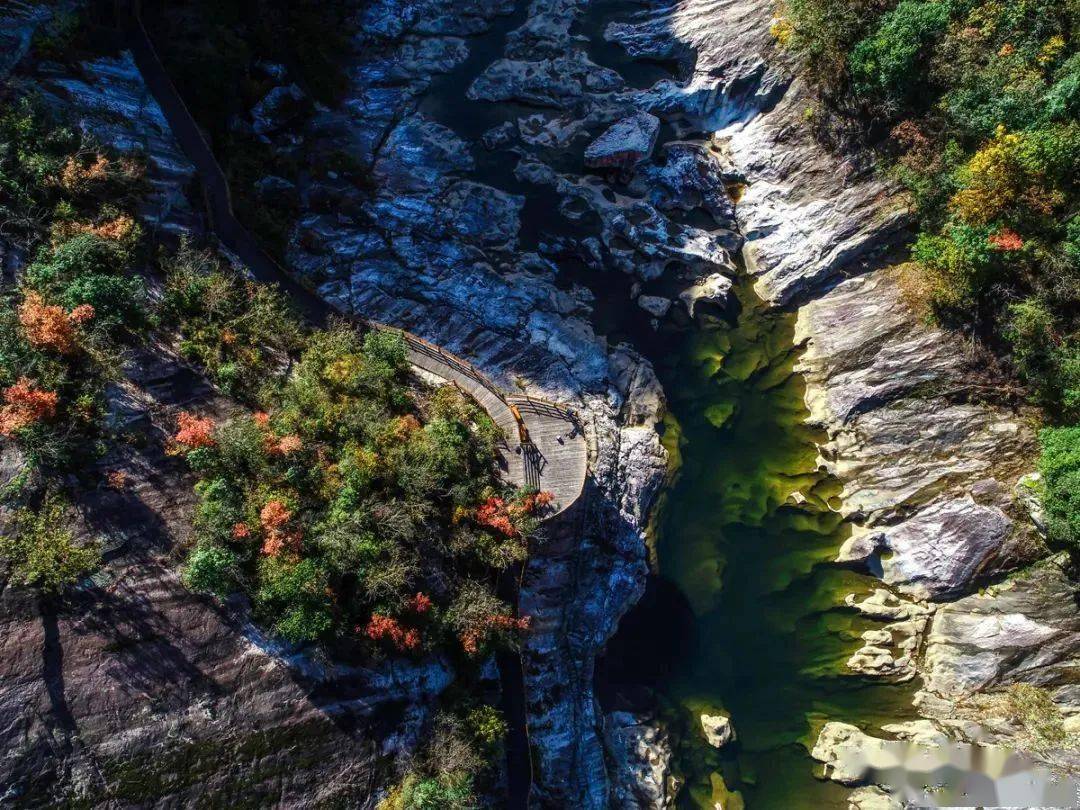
(911, 223), (997, 317)
(0, 497), (100, 592)
(772, 0), (883, 87)
(254, 556), (333, 643)
(182, 542), (239, 595)
(379, 773), (476, 810)
(161, 243), (305, 400)
(849, 0), (951, 108)
(466, 705), (508, 750)
(776, 0), (1079, 431)
(1007, 299), (1080, 417)
(25, 233), (145, 337)
(1045, 53), (1080, 121)
(1039, 426), (1080, 554)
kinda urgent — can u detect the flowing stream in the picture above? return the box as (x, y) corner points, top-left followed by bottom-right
(395, 0), (918, 804)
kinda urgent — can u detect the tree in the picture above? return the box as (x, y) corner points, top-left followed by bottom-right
(849, 0), (951, 107)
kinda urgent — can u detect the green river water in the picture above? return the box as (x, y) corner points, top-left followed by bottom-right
(617, 278), (919, 809)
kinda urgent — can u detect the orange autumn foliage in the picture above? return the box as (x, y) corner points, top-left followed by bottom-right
(52, 214), (136, 245)
(275, 435), (303, 455)
(364, 614), (421, 652)
(260, 500), (291, 530)
(989, 228), (1024, 251)
(18, 293), (92, 354)
(459, 612), (531, 655)
(408, 592), (433, 614)
(0, 377), (59, 437)
(261, 528), (302, 557)
(475, 496), (517, 537)
(58, 154), (110, 193)
(106, 469), (129, 490)
(173, 411), (216, 449)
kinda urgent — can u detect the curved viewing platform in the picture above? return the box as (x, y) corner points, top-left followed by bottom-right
(117, 0), (588, 517)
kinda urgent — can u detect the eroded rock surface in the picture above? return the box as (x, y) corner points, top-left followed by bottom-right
(602, 712), (674, 809)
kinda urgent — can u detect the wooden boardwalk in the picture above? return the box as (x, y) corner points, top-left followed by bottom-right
(371, 325), (588, 515)
(119, 3), (588, 516)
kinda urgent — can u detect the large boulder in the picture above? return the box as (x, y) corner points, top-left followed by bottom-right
(700, 713), (735, 748)
(584, 112), (660, 170)
(602, 712), (675, 808)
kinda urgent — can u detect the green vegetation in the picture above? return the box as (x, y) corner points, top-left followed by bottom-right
(0, 497), (100, 591)
(0, 96), (148, 472)
(167, 262), (547, 656)
(774, 0), (1079, 554)
(379, 708), (509, 810)
(1039, 426), (1080, 552)
(161, 241), (304, 399)
(0, 95), (147, 588)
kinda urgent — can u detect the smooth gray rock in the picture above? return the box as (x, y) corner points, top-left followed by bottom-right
(872, 497), (1015, 601)
(583, 111), (660, 170)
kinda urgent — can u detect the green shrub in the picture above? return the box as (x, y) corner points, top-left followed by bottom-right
(25, 233), (145, 336)
(254, 556), (333, 643)
(849, 0), (951, 107)
(911, 223), (997, 316)
(1038, 426), (1080, 553)
(182, 542), (239, 595)
(1045, 53), (1080, 121)
(1007, 299), (1080, 417)
(0, 497), (100, 592)
(380, 773), (476, 810)
(466, 705), (508, 750)
(161, 243), (304, 400)
(772, 0), (883, 86)
(406, 774), (475, 810)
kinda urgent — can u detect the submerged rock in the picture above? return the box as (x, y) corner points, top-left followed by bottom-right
(584, 111), (660, 170)
(700, 713), (735, 748)
(637, 294), (672, 318)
